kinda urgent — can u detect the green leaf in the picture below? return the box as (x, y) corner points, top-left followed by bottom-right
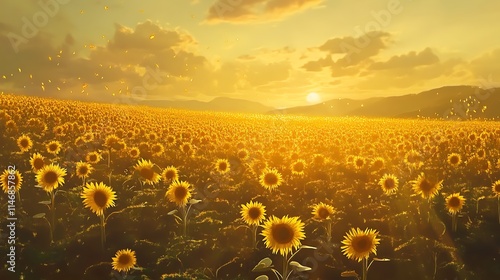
(189, 198), (202, 205)
(38, 201), (51, 205)
(289, 261), (312, 272)
(33, 213), (46, 219)
(167, 209), (178, 215)
(252, 257), (273, 272)
(300, 245), (317, 250)
(373, 258), (390, 262)
(255, 276), (269, 280)
(341, 270), (359, 277)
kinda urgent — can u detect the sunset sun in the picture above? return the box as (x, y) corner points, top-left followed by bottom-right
(306, 92), (321, 104)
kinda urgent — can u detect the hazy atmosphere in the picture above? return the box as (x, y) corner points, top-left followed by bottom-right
(1, 0), (500, 107)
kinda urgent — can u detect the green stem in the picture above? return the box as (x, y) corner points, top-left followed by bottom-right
(497, 196), (500, 224)
(50, 191), (55, 243)
(326, 221), (332, 243)
(181, 205), (187, 237)
(283, 253), (289, 280)
(251, 224), (258, 249)
(452, 213), (457, 232)
(107, 149), (111, 168)
(100, 214), (106, 251)
(362, 258), (368, 280)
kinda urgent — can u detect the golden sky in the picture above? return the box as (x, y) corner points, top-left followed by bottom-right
(1, 0), (499, 108)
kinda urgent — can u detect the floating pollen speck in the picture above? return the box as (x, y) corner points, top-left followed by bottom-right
(18, 68), (22, 73)
(150, 34), (155, 39)
(48, 56), (52, 61)
(104, 6), (109, 10)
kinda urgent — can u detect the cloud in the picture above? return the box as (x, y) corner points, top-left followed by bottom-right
(370, 47), (439, 70)
(205, 0), (322, 24)
(302, 31), (391, 76)
(469, 48), (500, 84)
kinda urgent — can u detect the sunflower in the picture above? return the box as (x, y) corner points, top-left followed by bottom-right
(378, 174), (399, 195)
(112, 249), (137, 272)
(76, 161), (93, 179)
(492, 180), (500, 196)
(128, 147), (140, 158)
(404, 150), (423, 169)
(447, 153), (462, 167)
(180, 142), (193, 154)
(259, 168), (283, 191)
(240, 201), (266, 226)
(1, 169), (23, 193)
(370, 157), (385, 171)
(411, 172), (442, 199)
(166, 180), (192, 207)
(250, 159), (267, 176)
(352, 156), (366, 170)
(214, 159), (230, 174)
(445, 193), (466, 214)
(341, 228), (380, 262)
(104, 134), (120, 149)
(476, 148), (486, 160)
(80, 182), (116, 216)
(151, 143), (164, 157)
(46, 140), (62, 155)
(237, 148), (250, 161)
(134, 159), (161, 185)
(17, 134), (33, 152)
(162, 166), (179, 182)
(86, 151), (101, 164)
(311, 202), (335, 220)
(30, 153), (46, 172)
(36, 164), (67, 192)
(290, 159), (306, 176)
(261, 215), (305, 256)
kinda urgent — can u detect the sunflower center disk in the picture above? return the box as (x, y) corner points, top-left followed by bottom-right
(34, 159), (44, 169)
(384, 179), (395, 189)
(318, 208), (330, 219)
(140, 168), (155, 180)
(93, 191), (109, 208)
(264, 174), (278, 185)
(44, 171), (59, 184)
(272, 224), (294, 244)
(419, 180), (433, 194)
(352, 236), (372, 253)
(174, 186), (188, 199)
(448, 197), (461, 208)
(248, 207), (261, 220)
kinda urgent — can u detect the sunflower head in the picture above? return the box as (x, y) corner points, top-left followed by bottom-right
(237, 148), (250, 161)
(166, 180), (192, 207)
(151, 143), (164, 156)
(240, 201), (266, 226)
(311, 202), (335, 220)
(370, 157), (385, 171)
(291, 159), (306, 176)
(17, 134), (33, 152)
(162, 166), (179, 182)
(112, 249), (137, 272)
(445, 193), (466, 214)
(134, 159), (161, 185)
(492, 180), (500, 196)
(411, 173), (442, 200)
(80, 182), (117, 216)
(46, 140), (62, 155)
(86, 151), (101, 164)
(341, 228), (380, 262)
(36, 164), (67, 192)
(261, 215), (305, 256)
(352, 156), (366, 170)
(1, 169), (23, 193)
(76, 161), (93, 179)
(128, 147), (141, 158)
(215, 159), (230, 174)
(30, 153), (46, 172)
(447, 153), (462, 167)
(259, 168), (283, 191)
(378, 174), (399, 195)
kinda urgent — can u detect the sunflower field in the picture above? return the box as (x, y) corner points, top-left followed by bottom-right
(1, 93), (500, 280)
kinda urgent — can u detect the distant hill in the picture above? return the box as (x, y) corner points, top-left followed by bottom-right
(270, 86), (500, 120)
(139, 96), (273, 114)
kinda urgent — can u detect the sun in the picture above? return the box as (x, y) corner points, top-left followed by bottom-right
(306, 92), (321, 104)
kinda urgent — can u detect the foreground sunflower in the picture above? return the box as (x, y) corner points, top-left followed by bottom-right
(17, 134), (33, 152)
(30, 153), (46, 172)
(341, 228), (380, 262)
(378, 174), (399, 195)
(259, 168), (283, 191)
(85, 151), (101, 164)
(311, 202), (335, 220)
(1, 169), (23, 193)
(81, 182), (116, 216)
(492, 180), (500, 196)
(214, 159), (230, 175)
(410, 173), (443, 200)
(166, 180), (192, 207)
(445, 193), (466, 214)
(261, 215), (305, 256)
(134, 159), (161, 185)
(112, 249), (137, 272)
(36, 164), (67, 192)
(241, 201), (266, 226)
